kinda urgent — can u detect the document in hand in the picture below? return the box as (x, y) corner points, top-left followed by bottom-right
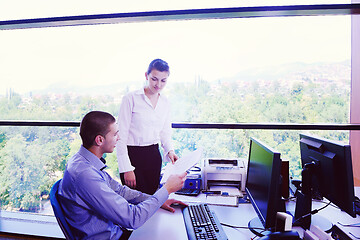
(160, 148), (203, 184)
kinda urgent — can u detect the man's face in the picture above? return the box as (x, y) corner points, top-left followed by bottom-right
(102, 122), (119, 154)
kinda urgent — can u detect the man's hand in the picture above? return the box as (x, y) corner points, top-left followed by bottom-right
(161, 199), (188, 213)
(164, 172), (187, 194)
(124, 171), (136, 188)
(168, 150), (179, 164)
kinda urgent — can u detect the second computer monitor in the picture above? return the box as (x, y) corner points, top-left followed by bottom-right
(246, 137), (285, 235)
(299, 133), (356, 218)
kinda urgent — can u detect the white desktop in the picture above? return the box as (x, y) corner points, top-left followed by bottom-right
(129, 189), (360, 240)
(132, 135), (359, 240)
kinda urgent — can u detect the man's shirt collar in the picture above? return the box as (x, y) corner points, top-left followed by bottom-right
(78, 145), (107, 171)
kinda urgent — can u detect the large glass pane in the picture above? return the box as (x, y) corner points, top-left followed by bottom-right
(0, 14), (351, 216)
(0, 16), (351, 122)
(0, 126), (119, 215)
(172, 129), (349, 178)
(0, 125), (349, 215)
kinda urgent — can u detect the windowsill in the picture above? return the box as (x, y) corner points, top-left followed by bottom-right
(0, 211), (64, 239)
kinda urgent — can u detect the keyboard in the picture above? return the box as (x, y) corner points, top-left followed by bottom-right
(175, 188), (201, 196)
(182, 203), (228, 240)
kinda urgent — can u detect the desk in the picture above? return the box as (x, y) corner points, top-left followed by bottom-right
(130, 192), (360, 240)
(129, 201), (257, 240)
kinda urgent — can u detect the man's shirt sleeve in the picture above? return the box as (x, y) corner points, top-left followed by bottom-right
(76, 169), (169, 230)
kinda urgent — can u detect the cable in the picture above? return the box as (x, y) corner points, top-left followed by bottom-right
(220, 222), (264, 230)
(293, 201), (331, 224)
(250, 230), (267, 240)
(315, 200), (332, 211)
(349, 232), (360, 239)
(221, 222), (267, 240)
(220, 222), (267, 231)
(337, 221), (360, 228)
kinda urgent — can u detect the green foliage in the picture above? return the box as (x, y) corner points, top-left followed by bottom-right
(0, 72), (350, 213)
(0, 135), (45, 210)
(0, 132), (6, 149)
(0, 131), (72, 211)
(103, 152), (120, 180)
(169, 76), (350, 182)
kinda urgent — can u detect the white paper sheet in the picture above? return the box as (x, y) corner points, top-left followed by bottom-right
(160, 148), (203, 184)
(206, 195), (238, 207)
(170, 192), (206, 203)
(171, 192), (238, 207)
(209, 186), (243, 197)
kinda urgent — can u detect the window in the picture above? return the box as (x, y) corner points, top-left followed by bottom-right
(0, 2), (353, 219)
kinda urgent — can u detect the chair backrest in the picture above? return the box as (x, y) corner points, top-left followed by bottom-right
(50, 179), (75, 240)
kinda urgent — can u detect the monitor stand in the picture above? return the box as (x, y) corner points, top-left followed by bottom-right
(249, 214), (332, 238)
(248, 217), (272, 237)
(293, 163), (333, 232)
(307, 215), (332, 232)
(248, 217), (301, 239)
(290, 210), (333, 233)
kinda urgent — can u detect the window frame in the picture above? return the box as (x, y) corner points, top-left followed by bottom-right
(1, 3), (360, 238)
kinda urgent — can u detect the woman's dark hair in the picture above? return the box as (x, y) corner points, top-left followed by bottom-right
(80, 111), (116, 149)
(147, 59), (170, 74)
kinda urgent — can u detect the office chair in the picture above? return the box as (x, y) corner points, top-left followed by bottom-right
(50, 179), (75, 240)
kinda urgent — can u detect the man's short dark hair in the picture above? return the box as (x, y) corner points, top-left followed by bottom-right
(147, 59), (170, 74)
(80, 111), (116, 149)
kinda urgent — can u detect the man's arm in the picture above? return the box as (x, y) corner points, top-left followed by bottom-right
(109, 171), (187, 206)
(76, 170), (168, 230)
(110, 177), (150, 204)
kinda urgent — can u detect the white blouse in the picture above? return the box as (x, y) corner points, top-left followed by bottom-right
(116, 88), (174, 173)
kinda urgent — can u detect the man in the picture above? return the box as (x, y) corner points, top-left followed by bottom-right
(59, 111), (187, 239)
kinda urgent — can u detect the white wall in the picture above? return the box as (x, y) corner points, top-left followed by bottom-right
(351, 0), (360, 186)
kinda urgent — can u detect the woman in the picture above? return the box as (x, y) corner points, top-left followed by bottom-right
(116, 59), (179, 194)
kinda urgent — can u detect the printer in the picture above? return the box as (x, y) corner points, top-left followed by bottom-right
(201, 158), (246, 192)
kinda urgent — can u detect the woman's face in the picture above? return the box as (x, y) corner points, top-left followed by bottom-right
(145, 69), (169, 94)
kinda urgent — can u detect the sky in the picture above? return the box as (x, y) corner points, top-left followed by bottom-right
(0, 0), (351, 94)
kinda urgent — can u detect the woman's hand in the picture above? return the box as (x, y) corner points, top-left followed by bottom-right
(124, 171), (136, 189)
(168, 150), (179, 164)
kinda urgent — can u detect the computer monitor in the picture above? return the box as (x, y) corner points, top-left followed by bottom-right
(246, 137), (285, 236)
(295, 133), (356, 230)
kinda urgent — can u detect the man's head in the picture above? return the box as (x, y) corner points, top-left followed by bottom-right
(80, 111), (118, 152)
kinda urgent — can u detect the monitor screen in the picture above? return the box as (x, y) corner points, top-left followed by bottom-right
(299, 133), (356, 218)
(246, 137), (285, 234)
